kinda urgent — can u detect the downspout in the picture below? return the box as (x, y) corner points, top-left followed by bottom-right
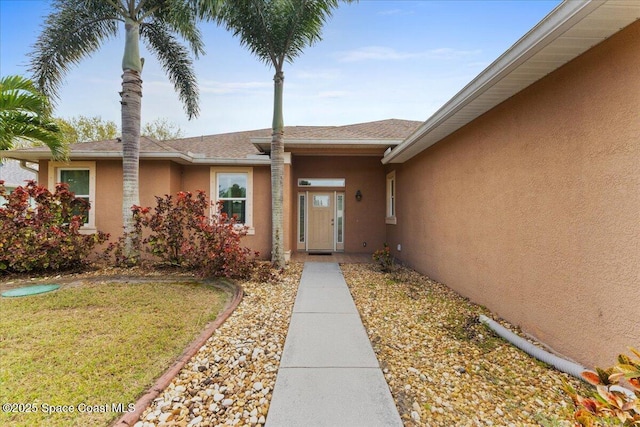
(478, 315), (588, 381)
(20, 160), (39, 180)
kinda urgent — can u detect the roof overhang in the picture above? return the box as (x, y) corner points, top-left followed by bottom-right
(2, 151), (271, 166)
(251, 137), (403, 155)
(383, 0), (640, 164)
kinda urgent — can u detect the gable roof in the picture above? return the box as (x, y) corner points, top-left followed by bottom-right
(383, 0), (640, 164)
(3, 119), (422, 164)
(250, 119), (420, 153)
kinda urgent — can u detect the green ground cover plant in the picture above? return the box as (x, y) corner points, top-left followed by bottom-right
(0, 279), (228, 427)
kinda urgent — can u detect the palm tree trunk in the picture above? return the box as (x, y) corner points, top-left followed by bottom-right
(121, 18), (143, 260)
(121, 69), (142, 258)
(271, 70), (285, 268)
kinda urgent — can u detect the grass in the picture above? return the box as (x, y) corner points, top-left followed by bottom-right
(0, 279), (228, 427)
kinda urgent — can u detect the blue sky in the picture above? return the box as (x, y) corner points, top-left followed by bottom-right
(0, 0), (561, 137)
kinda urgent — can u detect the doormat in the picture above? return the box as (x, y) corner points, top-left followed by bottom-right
(308, 252), (332, 256)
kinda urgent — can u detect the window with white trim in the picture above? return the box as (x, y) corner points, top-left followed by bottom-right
(48, 161), (96, 229)
(211, 167), (254, 234)
(386, 171), (397, 225)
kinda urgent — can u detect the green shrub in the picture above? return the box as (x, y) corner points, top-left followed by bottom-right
(564, 348), (640, 426)
(0, 180), (108, 273)
(372, 243), (395, 272)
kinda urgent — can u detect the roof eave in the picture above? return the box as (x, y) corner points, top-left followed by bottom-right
(383, 0), (638, 164)
(2, 151), (271, 166)
(251, 137), (404, 153)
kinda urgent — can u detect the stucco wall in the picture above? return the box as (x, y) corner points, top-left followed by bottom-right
(91, 160), (173, 237)
(244, 165), (272, 259)
(292, 156), (387, 253)
(41, 160), (271, 259)
(95, 160), (123, 236)
(178, 164), (272, 259)
(386, 21), (640, 367)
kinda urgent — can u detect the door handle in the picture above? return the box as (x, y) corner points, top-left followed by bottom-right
(331, 218), (334, 225)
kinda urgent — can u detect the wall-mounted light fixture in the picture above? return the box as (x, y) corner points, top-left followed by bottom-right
(355, 190), (362, 201)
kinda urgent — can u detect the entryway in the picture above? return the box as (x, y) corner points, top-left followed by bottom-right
(297, 191), (345, 253)
(308, 192), (333, 251)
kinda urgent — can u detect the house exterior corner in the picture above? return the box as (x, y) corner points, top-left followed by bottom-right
(385, 19), (640, 368)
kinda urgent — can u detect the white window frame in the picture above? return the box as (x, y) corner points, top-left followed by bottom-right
(48, 161), (97, 230)
(211, 167), (254, 235)
(386, 170), (397, 225)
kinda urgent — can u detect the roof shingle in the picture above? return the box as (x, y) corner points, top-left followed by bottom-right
(3, 119), (422, 162)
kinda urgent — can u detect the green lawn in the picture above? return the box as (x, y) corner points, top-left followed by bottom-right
(0, 279), (228, 427)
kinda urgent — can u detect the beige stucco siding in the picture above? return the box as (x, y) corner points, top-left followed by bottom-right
(247, 165), (272, 259)
(387, 21), (640, 367)
(292, 156), (386, 253)
(38, 160), (269, 258)
(95, 160), (123, 236)
(168, 162), (182, 196)
(91, 160), (173, 237)
(159, 164), (272, 259)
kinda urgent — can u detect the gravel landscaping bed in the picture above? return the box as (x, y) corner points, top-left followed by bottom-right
(342, 263), (587, 427)
(136, 263), (302, 427)
(131, 261), (588, 427)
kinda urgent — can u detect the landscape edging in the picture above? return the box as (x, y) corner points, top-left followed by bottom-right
(112, 278), (244, 427)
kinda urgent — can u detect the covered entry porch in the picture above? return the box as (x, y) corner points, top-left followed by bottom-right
(290, 155), (389, 256)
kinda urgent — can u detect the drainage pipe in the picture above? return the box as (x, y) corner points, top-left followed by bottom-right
(19, 160), (38, 175)
(478, 314), (588, 382)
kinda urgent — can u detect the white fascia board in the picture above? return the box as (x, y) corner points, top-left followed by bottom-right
(251, 137), (404, 152)
(382, 0), (605, 165)
(2, 151), (271, 166)
(1, 151), (126, 162)
(190, 157), (271, 166)
(285, 138), (403, 145)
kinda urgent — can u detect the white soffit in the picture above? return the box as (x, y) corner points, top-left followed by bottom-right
(383, 0), (640, 164)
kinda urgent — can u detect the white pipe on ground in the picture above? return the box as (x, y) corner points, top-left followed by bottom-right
(478, 314), (587, 381)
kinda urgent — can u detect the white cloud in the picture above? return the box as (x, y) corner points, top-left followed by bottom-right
(198, 80), (272, 95)
(377, 8), (413, 16)
(336, 46), (482, 63)
(317, 90), (349, 99)
(292, 68), (341, 80)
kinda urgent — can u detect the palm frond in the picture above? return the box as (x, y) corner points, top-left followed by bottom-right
(213, 0), (353, 69)
(215, 0), (278, 67)
(142, 0), (205, 57)
(142, 21), (200, 119)
(0, 75), (38, 93)
(1, 88), (46, 115)
(281, 0), (343, 64)
(0, 111), (66, 159)
(28, 0), (120, 100)
(0, 75), (53, 117)
(0, 75), (66, 159)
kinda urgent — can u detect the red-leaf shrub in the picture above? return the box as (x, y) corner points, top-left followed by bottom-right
(564, 348), (640, 426)
(110, 191), (257, 279)
(0, 180), (109, 273)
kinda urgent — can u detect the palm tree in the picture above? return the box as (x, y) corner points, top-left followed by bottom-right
(0, 75), (66, 159)
(202, 0), (354, 268)
(29, 0), (203, 258)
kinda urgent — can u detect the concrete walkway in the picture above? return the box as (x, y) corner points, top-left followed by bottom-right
(266, 262), (402, 427)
